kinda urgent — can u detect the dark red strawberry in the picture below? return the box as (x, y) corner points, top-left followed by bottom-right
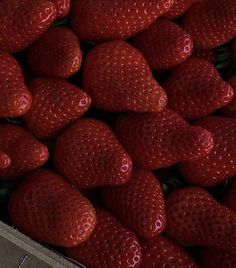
(71, 0), (174, 42)
(141, 235), (198, 268)
(0, 124), (49, 180)
(54, 118), (132, 188)
(24, 78), (91, 140)
(0, 50), (32, 118)
(82, 40), (167, 112)
(0, 152), (10, 170)
(222, 76), (236, 118)
(163, 58), (234, 120)
(192, 48), (216, 63)
(65, 208), (142, 268)
(0, 0), (57, 52)
(102, 168), (166, 238)
(133, 18), (193, 70)
(116, 108), (214, 170)
(9, 169), (96, 247)
(51, 0), (70, 18)
(224, 178), (236, 212)
(179, 116), (236, 187)
(183, 0), (236, 49)
(28, 27), (82, 79)
(166, 187), (236, 251)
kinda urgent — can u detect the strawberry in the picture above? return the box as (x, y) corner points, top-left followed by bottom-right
(9, 169), (96, 247)
(82, 40), (167, 112)
(166, 187), (236, 251)
(179, 116), (236, 187)
(51, 0), (70, 18)
(141, 235), (198, 268)
(192, 48), (216, 63)
(102, 168), (166, 238)
(224, 178), (236, 212)
(54, 118), (132, 188)
(71, 0), (174, 42)
(0, 50), (32, 118)
(115, 108), (214, 170)
(0, 124), (49, 180)
(222, 76), (236, 118)
(163, 58), (234, 120)
(183, 0), (236, 49)
(65, 208), (142, 268)
(24, 78), (91, 140)
(132, 18), (193, 70)
(28, 27), (82, 79)
(0, 0), (57, 52)
(0, 152), (10, 170)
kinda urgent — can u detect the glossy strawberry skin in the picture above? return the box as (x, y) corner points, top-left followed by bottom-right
(9, 169), (96, 247)
(166, 187), (236, 251)
(116, 109), (214, 170)
(54, 118), (132, 188)
(51, 0), (70, 18)
(133, 19), (193, 70)
(0, 152), (10, 170)
(179, 116), (236, 187)
(0, 0), (57, 52)
(65, 208), (142, 268)
(102, 168), (166, 238)
(28, 27), (82, 79)
(83, 40), (167, 113)
(24, 78), (91, 140)
(224, 178), (236, 212)
(222, 76), (236, 118)
(71, 0), (174, 42)
(163, 58), (234, 120)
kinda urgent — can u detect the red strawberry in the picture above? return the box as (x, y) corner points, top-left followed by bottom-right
(0, 124), (49, 180)
(0, 152), (10, 170)
(192, 48), (216, 63)
(163, 58), (234, 120)
(50, 0), (70, 18)
(141, 235), (198, 268)
(166, 187), (236, 251)
(0, 50), (32, 118)
(54, 118), (132, 188)
(179, 116), (236, 187)
(222, 76), (236, 118)
(71, 0), (174, 42)
(65, 208), (142, 268)
(224, 178), (236, 212)
(183, 0), (236, 49)
(116, 108), (214, 170)
(9, 169), (96, 247)
(24, 78), (91, 140)
(0, 0), (57, 52)
(132, 19), (193, 70)
(28, 27), (82, 79)
(102, 168), (166, 238)
(82, 40), (167, 112)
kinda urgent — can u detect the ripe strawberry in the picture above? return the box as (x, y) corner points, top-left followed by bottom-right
(224, 178), (236, 212)
(132, 19), (193, 70)
(179, 116), (236, 187)
(0, 152), (10, 170)
(0, 0), (57, 52)
(54, 118), (132, 188)
(24, 78), (91, 140)
(141, 235), (198, 268)
(166, 187), (236, 251)
(102, 168), (166, 238)
(9, 169), (96, 247)
(71, 0), (174, 42)
(183, 0), (236, 49)
(116, 108), (214, 170)
(82, 40), (167, 112)
(0, 50), (32, 118)
(51, 0), (70, 18)
(163, 58), (234, 120)
(0, 124), (49, 180)
(65, 208), (142, 268)
(222, 76), (236, 118)
(192, 48), (216, 63)
(28, 27), (82, 79)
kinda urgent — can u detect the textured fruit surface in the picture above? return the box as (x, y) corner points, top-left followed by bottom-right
(0, 0), (57, 52)
(116, 109), (214, 170)
(166, 187), (236, 251)
(51, 0), (70, 18)
(82, 40), (167, 112)
(28, 27), (82, 79)
(24, 78), (91, 140)
(65, 208), (142, 268)
(224, 178), (236, 212)
(9, 169), (96, 247)
(102, 168), (166, 238)
(71, 0), (174, 41)
(222, 76), (236, 118)
(180, 116), (236, 187)
(165, 0), (198, 19)
(163, 58), (234, 120)
(54, 118), (132, 188)
(0, 152), (10, 170)
(192, 48), (215, 63)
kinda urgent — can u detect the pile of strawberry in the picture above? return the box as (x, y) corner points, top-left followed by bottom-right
(1, 0), (236, 267)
